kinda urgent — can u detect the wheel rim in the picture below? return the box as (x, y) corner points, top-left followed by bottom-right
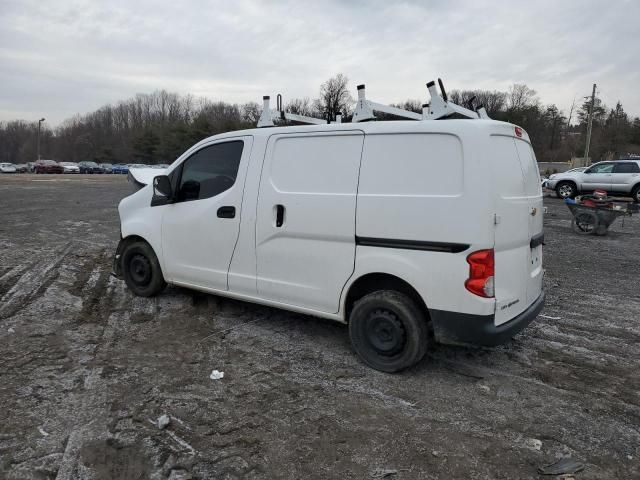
(558, 184), (573, 197)
(129, 254), (152, 286)
(365, 309), (406, 356)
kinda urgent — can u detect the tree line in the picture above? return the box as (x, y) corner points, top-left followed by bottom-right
(1, 74), (639, 166)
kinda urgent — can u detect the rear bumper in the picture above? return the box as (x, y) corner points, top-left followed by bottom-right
(431, 292), (545, 346)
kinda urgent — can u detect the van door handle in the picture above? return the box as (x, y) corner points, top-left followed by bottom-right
(275, 204), (285, 227)
(217, 206), (236, 218)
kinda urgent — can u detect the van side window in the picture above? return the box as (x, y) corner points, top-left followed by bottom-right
(176, 141), (244, 202)
(613, 162), (640, 174)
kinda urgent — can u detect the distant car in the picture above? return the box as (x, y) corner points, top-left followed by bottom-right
(127, 163), (147, 169)
(78, 161), (103, 174)
(13, 164), (28, 173)
(0, 163), (17, 173)
(545, 161), (640, 201)
(99, 163), (114, 174)
(151, 164), (170, 169)
(27, 162), (38, 172)
(59, 162), (80, 174)
(34, 160), (64, 174)
(112, 163), (129, 174)
(542, 167), (586, 188)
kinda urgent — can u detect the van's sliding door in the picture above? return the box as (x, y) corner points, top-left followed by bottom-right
(255, 131), (364, 313)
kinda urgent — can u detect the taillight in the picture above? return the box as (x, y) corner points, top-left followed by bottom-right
(515, 126), (523, 137)
(465, 249), (495, 298)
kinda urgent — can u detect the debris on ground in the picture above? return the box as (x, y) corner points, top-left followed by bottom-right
(538, 457), (585, 475)
(477, 384), (491, 394)
(209, 369), (224, 380)
(525, 438), (543, 451)
(38, 427), (49, 437)
(157, 414), (171, 430)
(168, 469), (192, 480)
(372, 468), (398, 478)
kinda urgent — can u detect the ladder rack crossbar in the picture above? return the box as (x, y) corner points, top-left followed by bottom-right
(257, 78), (490, 127)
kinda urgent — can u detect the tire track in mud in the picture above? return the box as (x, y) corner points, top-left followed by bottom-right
(0, 242), (75, 321)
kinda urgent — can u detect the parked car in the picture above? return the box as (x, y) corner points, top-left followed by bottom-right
(127, 163), (147, 169)
(544, 160), (640, 201)
(78, 161), (103, 174)
(0, 163), (17, 173)
(13, 164), (28, 173)
(112, 164), (129, 174)
(151, 164), (170, 169)
(542, 166), (586, 188)
(114, 119), (544, 372)
(59, 162), (80, 174)
(34, 160), (64, 174)
(99, 163), (113, 173)
(27, 162), (38, 172)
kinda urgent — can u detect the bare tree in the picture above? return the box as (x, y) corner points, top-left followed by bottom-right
(507, 84), (538, 111)
(286, 97), (314, 116)
(313, 74), (354, 120)
(241, 102), (261, 124)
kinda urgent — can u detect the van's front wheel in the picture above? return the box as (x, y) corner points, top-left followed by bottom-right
(122, 241), (166, 297)
(348, 291), (429, 372)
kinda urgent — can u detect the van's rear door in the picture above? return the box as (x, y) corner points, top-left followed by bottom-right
(490, 132), (543, 325)
(514, 137), (544, 307)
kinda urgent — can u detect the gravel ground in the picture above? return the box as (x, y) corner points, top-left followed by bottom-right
(0, 174), (638, 480)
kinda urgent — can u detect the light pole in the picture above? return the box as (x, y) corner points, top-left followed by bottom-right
(583, 84), (596, 166)
(37, 117), (45, 160)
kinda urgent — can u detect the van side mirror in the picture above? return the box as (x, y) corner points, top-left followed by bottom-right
(151, 175), (172, 206)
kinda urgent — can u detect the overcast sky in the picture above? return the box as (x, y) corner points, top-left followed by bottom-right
(1, 0), (638, 126)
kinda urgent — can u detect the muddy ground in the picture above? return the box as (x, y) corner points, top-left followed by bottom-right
(0, 174), (638, 480)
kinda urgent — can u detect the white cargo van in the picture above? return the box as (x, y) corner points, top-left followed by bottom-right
(113, 86), (544, 372)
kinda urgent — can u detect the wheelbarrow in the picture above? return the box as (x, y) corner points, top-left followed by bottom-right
(565, 197), (637, 235)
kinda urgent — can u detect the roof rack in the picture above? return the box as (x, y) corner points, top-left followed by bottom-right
(257, 78), (489, 128)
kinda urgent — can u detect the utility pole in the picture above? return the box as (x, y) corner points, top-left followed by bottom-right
(37, 117), (45, 160)
(583, 84), (596, 165)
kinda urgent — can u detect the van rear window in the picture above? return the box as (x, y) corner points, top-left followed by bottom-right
(514, 139), (542, 197)
(490, 135), (541, 198)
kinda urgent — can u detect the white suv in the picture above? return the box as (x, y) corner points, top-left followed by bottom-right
(113, 120), (544, 372)
(546, 160), (640, 201)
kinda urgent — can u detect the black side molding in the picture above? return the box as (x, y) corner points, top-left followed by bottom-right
(530, 232), (545, 249)
(356, 236), (469, 253)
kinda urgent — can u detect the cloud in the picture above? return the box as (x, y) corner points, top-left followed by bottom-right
(1, 0), (638, 125)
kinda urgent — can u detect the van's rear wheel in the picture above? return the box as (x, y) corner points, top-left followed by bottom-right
(348, 291), (429, 373)
(122, 241), (166, 297)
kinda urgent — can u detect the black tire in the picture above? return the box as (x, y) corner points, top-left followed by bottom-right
(632, 185), (640, 203)
(556, 181), (576, 199)
(571, 211), (598, 234)
(348, 290), (429, 373)
(122, 241), (166, 297)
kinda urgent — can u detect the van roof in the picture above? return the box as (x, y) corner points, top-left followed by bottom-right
(197, 118), (527, 145)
